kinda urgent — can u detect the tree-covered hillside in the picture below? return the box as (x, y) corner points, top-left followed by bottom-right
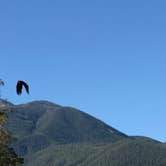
(0, 99), (165, 166)
(26, 138), (166, 166)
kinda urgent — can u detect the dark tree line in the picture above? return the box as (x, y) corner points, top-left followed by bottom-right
(0, 79), (29, 165)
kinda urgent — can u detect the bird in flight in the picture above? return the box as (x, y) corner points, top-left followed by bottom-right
(16, 80), (29, 95)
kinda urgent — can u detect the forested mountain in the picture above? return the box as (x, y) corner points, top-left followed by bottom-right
(27, 138), (166, 166)
(0, 99), (165, 166)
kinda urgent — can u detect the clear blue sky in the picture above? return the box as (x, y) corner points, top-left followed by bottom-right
(0, 1), (166, 142)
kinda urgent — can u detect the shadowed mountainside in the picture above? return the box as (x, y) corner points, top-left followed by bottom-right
(5, 100), (127, 155)
(0, 99), (165, 166)
(27, 138), (166, 166)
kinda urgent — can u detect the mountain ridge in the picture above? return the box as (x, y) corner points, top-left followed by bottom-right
(5, 100), (127, 156)
(0, 99), (165, 166)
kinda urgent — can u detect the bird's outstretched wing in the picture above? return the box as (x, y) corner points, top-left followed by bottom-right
(16, 80), (29, 95)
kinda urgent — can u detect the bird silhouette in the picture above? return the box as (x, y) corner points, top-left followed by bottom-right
(16, 80), (29, 95)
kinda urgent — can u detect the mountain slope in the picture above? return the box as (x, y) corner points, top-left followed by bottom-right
(0, 99), (165, 166)
(26, 138), (166, 166)
(5, 100), (127, 157)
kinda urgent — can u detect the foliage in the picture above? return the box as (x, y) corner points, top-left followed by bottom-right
(0, 108), (24, 166)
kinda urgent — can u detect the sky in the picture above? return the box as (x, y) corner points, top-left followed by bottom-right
(0, 1), (166, 142)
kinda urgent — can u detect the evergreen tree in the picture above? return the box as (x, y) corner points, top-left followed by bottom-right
(0, 108), (24, 166)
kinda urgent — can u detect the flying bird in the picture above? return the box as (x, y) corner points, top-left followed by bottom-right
(16, 80), (29, 95)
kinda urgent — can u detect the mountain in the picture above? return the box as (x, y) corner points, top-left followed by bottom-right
(26, 138), (166, 166)
(0, 99), (13, 107)
(0, 99), (165, 166)
(6, 100), (127, 154)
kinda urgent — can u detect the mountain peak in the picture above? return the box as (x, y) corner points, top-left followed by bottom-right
(0, 99), (13, 108)
(7, 100), (128, 156)
(17, 100), (61, 108)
